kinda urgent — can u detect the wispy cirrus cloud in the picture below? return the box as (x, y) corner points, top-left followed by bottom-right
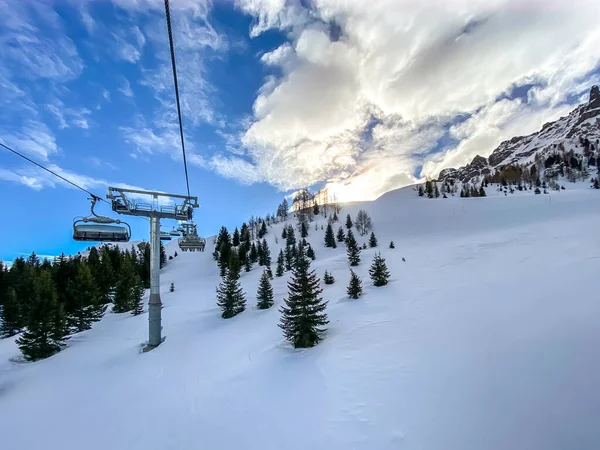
(118, 78), (135, 97)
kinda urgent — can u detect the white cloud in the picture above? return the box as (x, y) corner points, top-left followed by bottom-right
(102, 89), (111, 101)
(231, 0), (600, 199)
(45, 100), (91, 130)
(0, 122), (59, 160)
(112, 26), (146, 63)
(118, 78), (135, 97)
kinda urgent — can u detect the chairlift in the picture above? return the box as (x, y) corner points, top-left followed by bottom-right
(73, 197), (131, 243)
(160, 232), (172, 241)
(178, 223), (206, 252)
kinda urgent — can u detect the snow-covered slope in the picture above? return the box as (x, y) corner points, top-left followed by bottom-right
(2, 186), (600, 450)
(439, 85), (600, 183)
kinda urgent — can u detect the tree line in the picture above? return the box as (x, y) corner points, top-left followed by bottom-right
(0, 242), (170, 361)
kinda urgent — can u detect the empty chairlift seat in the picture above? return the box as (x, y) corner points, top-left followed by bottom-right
(73, 221), (131, 242)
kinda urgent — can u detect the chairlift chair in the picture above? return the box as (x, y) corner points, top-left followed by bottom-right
(178, 223), (206, 252)
(160, 232), (172, 241)
(73, 197), (131, 243)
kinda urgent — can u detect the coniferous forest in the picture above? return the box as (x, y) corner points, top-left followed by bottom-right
(0, 242), (168, 361)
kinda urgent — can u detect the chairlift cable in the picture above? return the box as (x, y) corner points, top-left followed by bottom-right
(0, 141), (110, 204)
(164, 0), (191, 199)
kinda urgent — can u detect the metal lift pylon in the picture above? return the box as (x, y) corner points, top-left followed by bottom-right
(107, 187), (199, 352)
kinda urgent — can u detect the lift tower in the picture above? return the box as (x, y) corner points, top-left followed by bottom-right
(107, 187), (199, 351)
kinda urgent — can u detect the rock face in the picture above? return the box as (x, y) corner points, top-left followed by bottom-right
(438, 86), (600, 183)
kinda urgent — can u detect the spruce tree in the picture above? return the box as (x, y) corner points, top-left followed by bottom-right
(218, 240), (231, 277)
(332, 211), (338, 222)
(369, 232), (378, 248)
(324, 223), (336, 248)
(261, 239), (273, 278)
(276, 250), (285, 277)
(286, 225), (296, 246)
(232, 227), (241, 247)
(113, 256), (138, 313)
(216, 268), (246, 319)
(279, 248), (328, 348)
(284, 245), (294, 271)
(257, 240), (265, 266)
(337, 226), (345, 242)
(256, 270), (274, 310)
(160, 243), (167, 268)
(67, 264), (105, 332)
(131, 280), (145, 316)
(240, 223), (250, 242)
(244, 256), (253, 272)
(0, 287), (21, 338)
(228, 251), (242, 279)
(249, 242), (258, 263)
(347, 270), (363, 299)
(259, 221), (268, 238)
(281, 227), (287, 239)
(369, 253), (391, 287)
(345, 229), (361, 266)
(306, 245), (316, 260)
(323, 271), (335, 285)
(300, 221), (308, 238)
(362, 242), (367, 250)
(389, 241), (395, 249)
(16, 271), (68, 361)
(345, 214), (353, 229)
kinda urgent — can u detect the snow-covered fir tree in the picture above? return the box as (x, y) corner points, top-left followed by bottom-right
(347, 270), (363, 299)
(324, 223), (337, 248)
(216, 258), (246, 319)
(323, 271), (335, 285)
(389, 241), (395, 249)
(131, 280), (145, 316)
(337, 226), (345, 243)
(16, 271), (69, 361)
(369, 232), (378, 248)
(306, 245), (316, 260)
(256, 270), (274, 310)
(67, 263), (105, 332)
(300, 221), (308, 238)
(345, 214), (353, 229)
(345, 229), (361, 266)
(279, 247), (328, 348)
(369, 253), (391, 287)
(276, 249), (285, 277)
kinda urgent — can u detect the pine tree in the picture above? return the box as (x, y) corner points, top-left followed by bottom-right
(259, 221), (268, 238)
(276, 250), (285, 277)
(285, 245), (294, 271)
(170, 282), (175, 293)
(218, 239), (232, 277)
(345, 229), (361, 266)
(0, 287), (21, 338)
(418, 185), (424, 197)
(306, 245), (316, 260)
(16, 271), (68, 361)
(232, 227), (241, 247)
(389, 241), (395, 249)
(228, 251), (242, 280)
(347, 270), (363, 299)
(281, 227), (287, 239)
(300, 221), (308, 238)
(113, 257), (138, 313)
(323, 271), (335, 285)
(324, 223), (337, 248)
(249, 242), (258, 263)
(67, 264), (105, 333)
(216, 268), (246, 319)
(369, 232), (378, 248)
(337, 226), (345, 242)
(256, 270), (274, 310)
(244, 255), (253, 272)
(313, 201), (319, 215)
(261, 239), (272, 278)
(285, 225), (296, 247)
(131, 280), (145, 316)
(278, 248), (328, 348)
(345, 214), (353, 229)
(160, 243), (167, 268)
(332, 211), (338, 222)
(362, 242), (367, 250)
(369, 253), (391, 287)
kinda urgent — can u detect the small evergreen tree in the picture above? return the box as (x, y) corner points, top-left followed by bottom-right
(244, 256), (252, 272)
(324, 223), (337, 248)
(347, 270), (363, 299)
(285, 245), (294, 271)
(259, 220), (268, 238)
(345, 229), (361, 266)
(281, 227), (287, 239)
(300, 221), (308, 238)
(113, 257), (138, 313)
(232, 227), (241, 247)
(67, 263), (105, 333)
(337, 226), (345, 242)
(369, 253), (391, 287)
(286, 225), (296, 247)
(257, 240), (265, 266)
(389, 241), (395, 249)
(216, 268), (246, 319)
(369, 232), (378, 248)
(323, 270), (335, 285)
(256, 270), (274, 310)
(332, 211), (338, 222)
(362, 243), (367, 250)
(249, 242), (258, 263)
(16, 271), (68, 361)
(228, 251), (242, 279)
(418, 185), (424, 197)
(345, 214), (353, 229)
(279, 248), (328, 348)
(276, 249), (285, 277)
(170, 282), (175, 293)
(306, 245), (316, 260)
(160, 243), (167, 268)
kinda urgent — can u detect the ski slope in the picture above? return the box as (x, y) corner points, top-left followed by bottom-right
(1, 186), (600, 450)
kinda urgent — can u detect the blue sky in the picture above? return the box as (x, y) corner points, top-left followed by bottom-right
(1, 0), (599, 262)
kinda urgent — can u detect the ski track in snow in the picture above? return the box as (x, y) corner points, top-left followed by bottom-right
(1, 186), (600, 450)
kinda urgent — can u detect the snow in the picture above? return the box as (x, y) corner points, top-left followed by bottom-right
(2, 186), (600, 450)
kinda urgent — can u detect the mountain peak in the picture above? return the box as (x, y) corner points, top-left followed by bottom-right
(590, 85), (600, 107)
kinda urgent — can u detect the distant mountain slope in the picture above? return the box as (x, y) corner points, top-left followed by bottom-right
(438, 85), (600, 183)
